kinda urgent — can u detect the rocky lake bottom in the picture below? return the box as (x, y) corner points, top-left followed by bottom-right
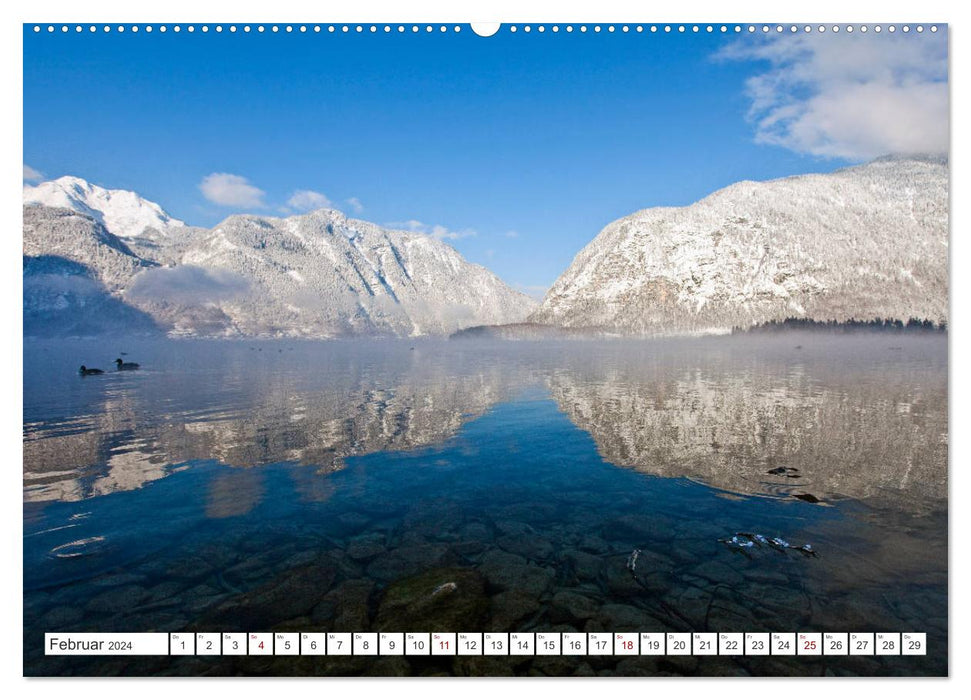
(23, 335), (948, 676)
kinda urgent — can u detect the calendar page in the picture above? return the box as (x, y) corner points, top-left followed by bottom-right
(21, 12), (949, 680)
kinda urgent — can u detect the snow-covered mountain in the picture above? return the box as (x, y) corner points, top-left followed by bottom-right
(145, 209), (536, 337)
(530, 156), (948, 334)
(23, 179), (536, 338)
(23, 206), (160, 336)
(23, 176), (185, 239)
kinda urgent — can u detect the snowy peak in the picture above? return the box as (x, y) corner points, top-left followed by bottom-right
(23, 176), (185, 239)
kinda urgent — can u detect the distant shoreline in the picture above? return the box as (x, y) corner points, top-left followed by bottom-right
(732, 317), (946, 335)
(450, 317), (947, 341)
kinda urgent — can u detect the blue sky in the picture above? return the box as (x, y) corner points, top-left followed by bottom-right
(23, 24), (948, 295)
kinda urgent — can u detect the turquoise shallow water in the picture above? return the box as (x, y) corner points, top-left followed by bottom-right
(23, 334), (947, 676)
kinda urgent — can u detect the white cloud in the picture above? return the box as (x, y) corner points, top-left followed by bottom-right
(199, 173), (266, 208)
(287, 189), (332, 212)
(387, 220), (477, 241)
(388, 220), (426, 231)
(720, 31), (948, 160)
(127, 265), (250, 304)
(429, 225), (477, 241)
(23, 164), (43, 181)
(346, 197), (364, 213)
(505, 230), (519, 238)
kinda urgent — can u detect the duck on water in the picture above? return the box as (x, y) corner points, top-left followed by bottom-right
(78, 365), (104, 376)
(115, 358), (140, 370)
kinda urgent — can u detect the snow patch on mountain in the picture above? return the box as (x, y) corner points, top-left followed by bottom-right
(23, 176), (185, 239)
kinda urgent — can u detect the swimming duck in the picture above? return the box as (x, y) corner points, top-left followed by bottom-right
(115, 358), (140, 370)
(79, 365), (104, 376)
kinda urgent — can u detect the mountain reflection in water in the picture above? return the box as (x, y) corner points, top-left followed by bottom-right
(24, 334), (946, 512)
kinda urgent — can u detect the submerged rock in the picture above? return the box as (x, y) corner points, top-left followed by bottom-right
(459, 521), (493, 542)
(496, 502), (558, 522)
(346, 533), (387, 561)
(488, 590), (541, 630)
(336, 511), (372, 532)
(374, 567), (488, 632)
(39, 605), (84, 628)
(493, 520), (531, 537)
(85, 585), (150, 614)
(146, 580), (186, 602)
(453, 655), (528, 677)
(195, 560), (338, 630)
(604, 556), (646, 597)
(366, 543), (452, 581)
(615, 657), (663, 676)
(496, 534), (554, 562)
(594, 603), (658, 631)
(577, 534), (611, 555)
(452, 539), (489, 557)
(478, 549), (555, 597)
(549, 590), (599, 625)
(691, 559), (744, 586)
(605, 514), (675, 544)
(311, 578), (375, 631)
(564, 549), (603, 583)
(364, 656), (412, 677)
(90, 572), (147, 588)
(530, 655), (596, 676)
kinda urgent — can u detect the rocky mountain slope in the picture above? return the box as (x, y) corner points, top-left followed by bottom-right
(148, 209), (536, 337)
(23, 179), (536, 338)
(530, 156), (948, 334)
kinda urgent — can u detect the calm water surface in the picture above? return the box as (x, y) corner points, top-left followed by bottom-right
(23, 334), (948, 676)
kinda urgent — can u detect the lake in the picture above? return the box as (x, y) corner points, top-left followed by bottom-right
(22, 333), (948, 676)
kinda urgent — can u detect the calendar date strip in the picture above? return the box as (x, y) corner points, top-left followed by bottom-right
(45, 632), (926, 657)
